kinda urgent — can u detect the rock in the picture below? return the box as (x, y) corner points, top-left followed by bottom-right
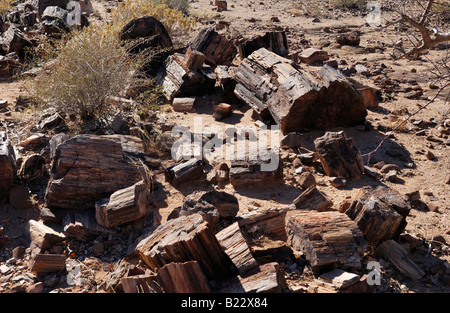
(45, 134), (146, 210)
(9, 185), (34, 210)
(386, 170), (398, 182)
(445, 175), (450, 185)
(26, 282), (44, 293)
(329, 176), (347, 188)
(172, 97), (196, 113)
(357, 86), (379, 108)
(292, 185), (333, 212)
(1, 26), (32, 58)
(41, 6), (72, 34)
(345, 186), (411, 246)
(18, 133), (49, 152)
(229, 158), (283, 188)
(19, 154), (46, 183)
(215, 0), (227, 11)
(354, 64), (369, 75)
(280, 132), (302, 149)
(425, 150), (436, 160)
(318, 269), (361, 290)
(63, 212), (113, 242)
(95, 180), (160, 228)
(27, 220), (66, 257)
(336, 32), (360, 46)
(314, 131), (364, 181)
(213, 103), (232, 120)
(297, 171), (316, 189)
(39, 207), (60, 224)
(31, 254), (67, 274)
(184, 46), (206, 70)
(0, 131), (17, 204)
(380, 163), (401, 173)
(12, 246), (26, 259)
(120, 16), (173, 75)
(299, 48), (329, 64)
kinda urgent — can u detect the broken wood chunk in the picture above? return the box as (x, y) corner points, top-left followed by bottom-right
(213, 103), (232, 120)
(27, 220), (66, 257)
(344, 186), (411, 246)
(299, 47), (329, 64)
(0, 131), (16, 204)
(317, 268), (361, 290)
(229, 158), (283, 188)
(216, 222), (259, 274)
(190, 28), (237, 66)
(286, 210), (366, 275)
(376, 240), (425, 280)
(135, 213), (232, 280)
(31, 254), (66, 274)
(184, 46), (206, 70)
(233, 48), (366, 132)
(63, 212), (113, 242)
(45, 134), (145, 210)
(219, 262), (286, 293)
(121, 273), (162, 293)
(314, 131), (365, 181)
(172, 97), (196, 113)
(238, 31), (289, 59)
(164, 158), (206, 187)
(95, 180), (159, 228)
(157, 261), (212, 293)
(292, 185), (333, 211)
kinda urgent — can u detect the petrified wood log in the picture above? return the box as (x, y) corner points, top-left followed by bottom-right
(314, 131), (365, 181)
(189, 28), (237, 66)
(292, 185), (334, 211)
(286, 210), (367, 275)
(45, 134), (145, 210)
(344, 186), (411, 246)
(238, 31), (289, 59)
(233, 48), (367, 133)
(135, 213), (233, 280)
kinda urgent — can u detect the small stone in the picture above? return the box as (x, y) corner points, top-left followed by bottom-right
(12, 246), (26, 259)
(386, 170), (397, 182)
(425, 150), (436, 160)
(91, 241), (104, 256)
(380, 163), (401, 173)
(213, 103), (232, 121)
(297, 171), (316, 189)
(280, 132), (302, 149)
(172, 97), (196, 113)
(374, 161), (385, 169)
(428, 203), (439, 212)
(445, 175), (450, 185)
(329, 177), (347, 188)
(26, 282), (44, 293)
(405, 190), (420, 202)
(39, 207), (60, 224)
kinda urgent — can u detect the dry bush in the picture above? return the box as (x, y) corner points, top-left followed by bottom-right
(0, 0), (13, 16)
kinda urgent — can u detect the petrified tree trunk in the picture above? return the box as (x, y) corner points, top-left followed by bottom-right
(233, 48), (367, 133)
(164, 158), (206, 187)
(286, 210), (367, 275)
(190, 28), (237, 66)
(216, 222), (259, 274)
(292, 185), (334, 211)
(0, 132), (16, 204)
(313, 131), (365, 181)
(95, 180), (159, 228)
(45, 134), (146, 210)
(229, 158), (283, 188)
(184, 46), (206, 70)
(238, 31), (289, 59)
(135, 213), (233, 280)
(344, 186), (411, 246)
(376, 240), (425, 280)
(219, 262), (286, 293)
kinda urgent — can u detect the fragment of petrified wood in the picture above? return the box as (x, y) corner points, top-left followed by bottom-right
(214, 65), (236, 93)
(155, 53), (214, 101)
(189, 28), (237, 66)
(216, 222), (259, 274)
(344, 186), (411, 246)
(299, 47), (329, 64)
(238, 31), (289, 59)
(184, 46), (206, 70)
(30, 254), (66, 274)
(286, 210), (367, 275)
(179, 189), (239, 231)
(218, 262), (286, 293)
(164, 158), (206, 187)
(63, 212), (114, 242)
(213, 103), (232, 120)
(156, 261), (212, 293)
(233, 48), (367, 133)
(120, 16), (173, 76)
(0, 131), (16, 204)
(292, 185), (333, 211)
(19, 154), (46, 183)
(27, 220), (66, 257)
(135, 213), (233, 280)
(314, 131), (365, 181)
(45, 134), (146, 210)
(121, 273), (162, 293)
(376, 240), (425, 280)
(95, 180), (160, 228)
(229, 158), (283, 188)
